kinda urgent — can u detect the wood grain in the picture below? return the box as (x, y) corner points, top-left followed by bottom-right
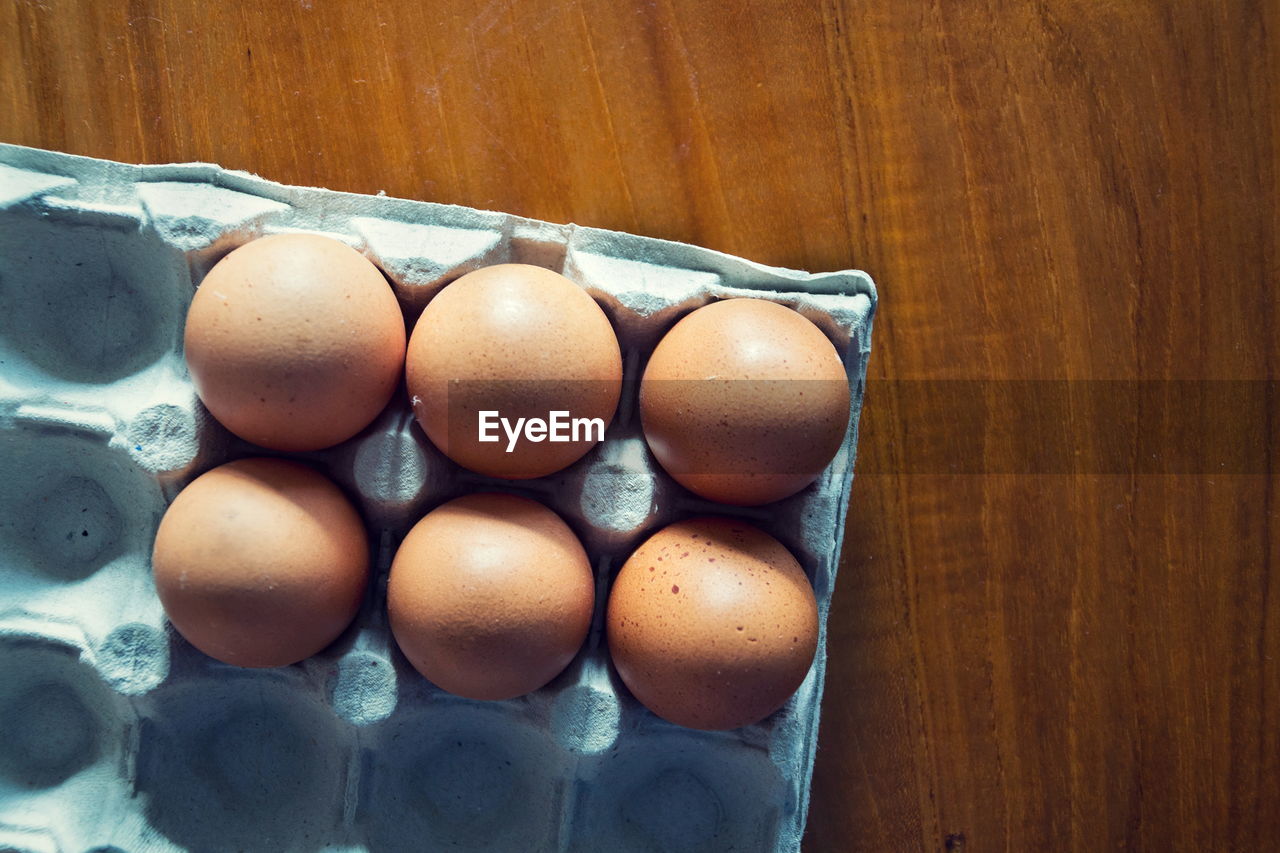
(2, 1), (1276, 850)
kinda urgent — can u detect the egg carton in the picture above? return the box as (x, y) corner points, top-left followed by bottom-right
(0, 142), (877, 853)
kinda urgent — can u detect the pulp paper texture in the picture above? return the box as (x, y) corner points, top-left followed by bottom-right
(0, 143), (876, 853)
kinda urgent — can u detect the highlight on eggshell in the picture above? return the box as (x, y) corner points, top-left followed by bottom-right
(606, 516), (819, 730)
(387, 492), (595, 700)
(151, 457), (370, 668)
(405, 263), (623, 480)
(639, 298), (851, 506)
(184, 233), (407, 452)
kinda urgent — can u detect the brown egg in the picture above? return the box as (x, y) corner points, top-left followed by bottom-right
(185, 233), (406, 451)
(406, 264), (622, 479)
(388, 492), (595, 700)
(606, 517), (818, 730)
(640, 298), (850, 505)
(152, 458), (369, 668)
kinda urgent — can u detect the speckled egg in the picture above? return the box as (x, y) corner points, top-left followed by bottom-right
(640, 298), (849, 505)
(606, 517), (818, 730)
(184, 233), (406, 451)
(152, 457), (370, 668)
(405, 264), (622, 479)
(387, 492), (595, 700)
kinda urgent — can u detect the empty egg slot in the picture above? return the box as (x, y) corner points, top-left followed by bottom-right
(0, 210), (186, 387)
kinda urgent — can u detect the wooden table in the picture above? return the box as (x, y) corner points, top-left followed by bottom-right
(3, 2), (1275, 850)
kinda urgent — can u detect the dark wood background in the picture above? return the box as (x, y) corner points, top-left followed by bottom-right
(3, 1), (1276, 850)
